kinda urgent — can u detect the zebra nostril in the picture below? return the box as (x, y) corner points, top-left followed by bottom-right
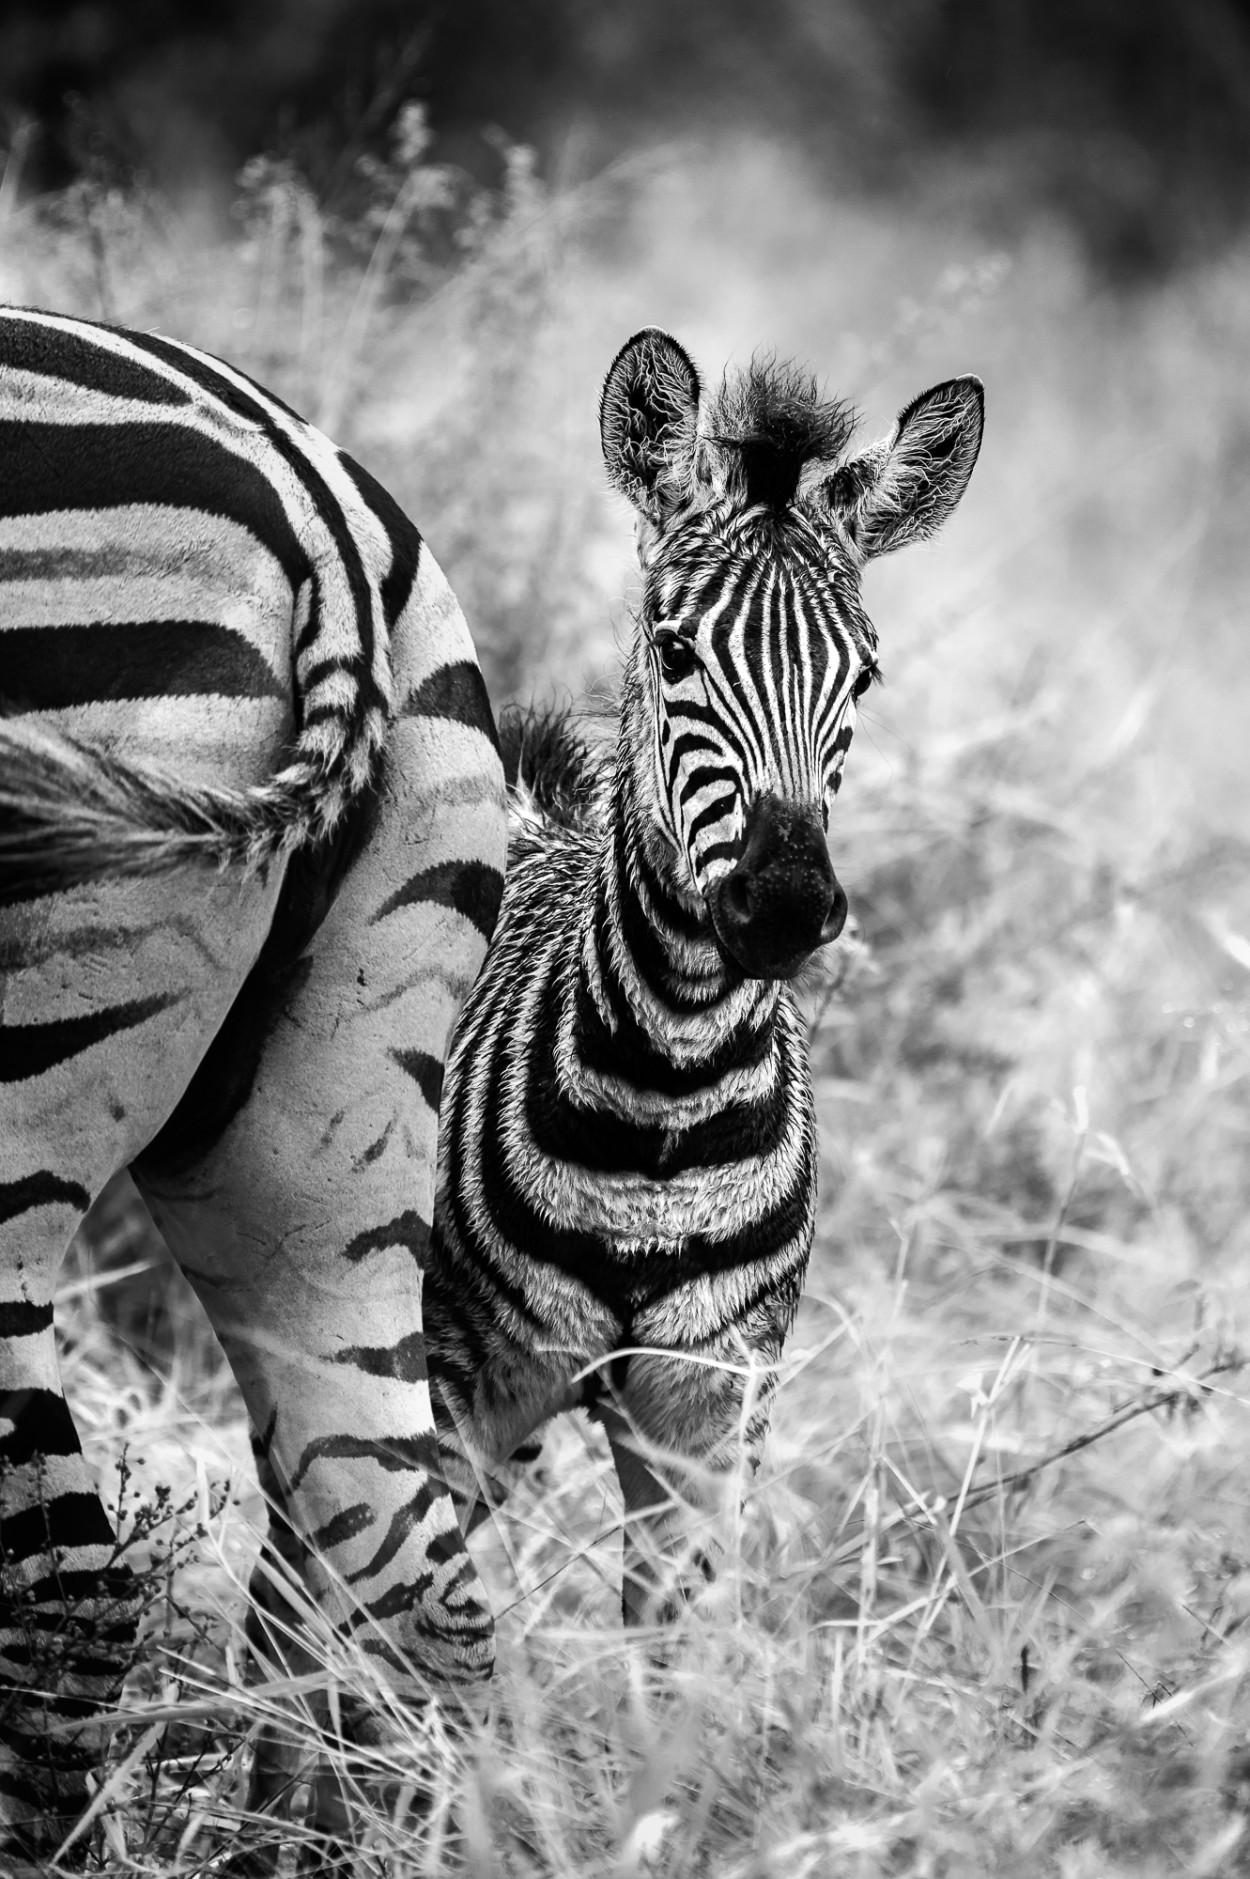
(720, 871), (754, 927)
(821, 882), (848, 942)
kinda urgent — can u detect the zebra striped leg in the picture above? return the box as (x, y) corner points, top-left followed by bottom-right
(232, 1432), (456, 1873)
(134, 756), (502, 1856)
(139, 1163), (496, 1858)
(228, 1438), (323, 1866)
(0, 1178), (140, 1856)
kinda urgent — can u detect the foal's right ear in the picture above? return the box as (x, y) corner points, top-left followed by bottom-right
(825, 375), (984, 561)
(600, 328), (702, 519)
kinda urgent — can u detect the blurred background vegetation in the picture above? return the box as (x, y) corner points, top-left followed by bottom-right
(4, 8), (1250, 1873)
(5, 0), (1250, 275)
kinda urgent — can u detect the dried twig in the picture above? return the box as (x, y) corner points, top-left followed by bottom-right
(828, 1348), (1246, 1574)
(958, 1348), (1245, 1516)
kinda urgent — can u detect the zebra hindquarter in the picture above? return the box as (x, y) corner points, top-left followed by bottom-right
(132, 637), (506, 1837)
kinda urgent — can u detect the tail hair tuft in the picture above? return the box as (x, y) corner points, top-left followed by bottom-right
(0, 719), (366, 908)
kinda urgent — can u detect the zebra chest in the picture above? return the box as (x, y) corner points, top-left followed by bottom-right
(544, 1156), (735, 1247)
(520, 1110), (798, 1313)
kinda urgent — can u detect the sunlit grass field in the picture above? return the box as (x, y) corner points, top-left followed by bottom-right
(5, 124), (1250, 1874)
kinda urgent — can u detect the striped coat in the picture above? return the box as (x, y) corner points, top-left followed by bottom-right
(425, 331), (984, 1621)
(0, 307), (506, 1857)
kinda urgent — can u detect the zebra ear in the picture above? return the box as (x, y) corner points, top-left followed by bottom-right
(825, 376), (984, 560)
(600, 329), (702, 518)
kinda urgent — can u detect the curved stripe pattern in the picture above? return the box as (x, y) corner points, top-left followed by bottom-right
(0, 305), (506, 1858)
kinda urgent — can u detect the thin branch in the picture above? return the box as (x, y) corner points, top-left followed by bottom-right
(959, 1349), (1246, 1515)
(825, 1348), (1246, 1574)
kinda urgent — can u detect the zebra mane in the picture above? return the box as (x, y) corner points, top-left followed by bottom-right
(499, 703), (601, 834)
(705, 358), (855, 513)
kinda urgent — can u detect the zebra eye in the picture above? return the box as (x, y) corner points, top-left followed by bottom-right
(851, 665), (875, 700)
(656, 632), (698, 684)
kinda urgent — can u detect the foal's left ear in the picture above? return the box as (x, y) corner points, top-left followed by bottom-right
(824, 376), (984, 561)
(600, 328), (702, 519)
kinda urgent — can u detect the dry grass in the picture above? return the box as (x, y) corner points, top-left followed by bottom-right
(5, 122), (1250, 1874)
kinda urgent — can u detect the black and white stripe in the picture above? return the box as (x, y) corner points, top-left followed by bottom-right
(0, 306), (506, 1858)
(424, 330), (984, 1622)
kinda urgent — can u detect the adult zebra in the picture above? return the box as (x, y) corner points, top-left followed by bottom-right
(423, 330), (983, 1623)
(0, 307), (506, 1858)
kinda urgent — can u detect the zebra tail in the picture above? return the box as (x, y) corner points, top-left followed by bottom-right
(0, 718), (361, 907)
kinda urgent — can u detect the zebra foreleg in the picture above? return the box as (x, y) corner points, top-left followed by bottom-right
(596, 1336), (780, 1630)
(593, 1404), (720, 1629)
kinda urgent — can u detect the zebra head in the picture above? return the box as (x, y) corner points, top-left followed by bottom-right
(600, 329), (984, 981)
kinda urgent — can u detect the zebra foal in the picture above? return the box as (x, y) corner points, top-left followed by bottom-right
(426, 329), (984, 1621)
(0, 306), (506, 1861)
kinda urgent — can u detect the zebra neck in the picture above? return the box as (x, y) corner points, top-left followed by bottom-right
(571, 772), (781, 1081)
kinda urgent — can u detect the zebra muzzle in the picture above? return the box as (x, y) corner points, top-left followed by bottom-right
(707, 794), (846, 980)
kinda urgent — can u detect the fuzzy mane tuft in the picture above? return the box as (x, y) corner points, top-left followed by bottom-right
(499, 702), (600, 833)
(706, 357), (855, 513)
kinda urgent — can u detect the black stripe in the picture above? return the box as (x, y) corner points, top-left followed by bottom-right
(301, 702), (358, 730)
(0, 314), (191, 405)
(294, 572), (324, 657)
(428, 1076), (544, 1337)
(348, 1554), (483, 1636)
(124, 332), (385, 716)
(331, 1330), (428, 1382)
(300, 655), (354, 692)
(0, 1387), (81, 1462)
(0, 1170), (90, 1224)
(352, 1118), (396, 1170)
(632, 835), (707, 940)
(389, 1046), (443, 1113)
(525, 974), (787, 1178)
(477, 1067), (812, 1314)
(0, 1300), (54, 1338)
(0, 1638), (135, 1679)
(344, 1478), (442, 1584)
(289, 1429), (439, 1493)
(403, 660), (500, 750)
(308, 1502), (376, 1553)
(576, 932), (771, 1096)
(0, 420), (310, 591)
(0, 1768), (47, 1809)
(0, 1490), (115, 1559)
(340, 1209), (430, 1266)
(0, 993), (178, 1083)
(7, 1564), (136, 1610)
(1, 620), (286, 710)
(685, 789), (738, 851)
(0, 1601), (134, 1642)
(336, 449), (422, 629)
(613, 823), (720, 1018)
(371, 858), (503, 940)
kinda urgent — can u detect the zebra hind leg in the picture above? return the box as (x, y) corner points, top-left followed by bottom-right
(0, 1190), (143, 1861)
(228, 1437), (412, 1879)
